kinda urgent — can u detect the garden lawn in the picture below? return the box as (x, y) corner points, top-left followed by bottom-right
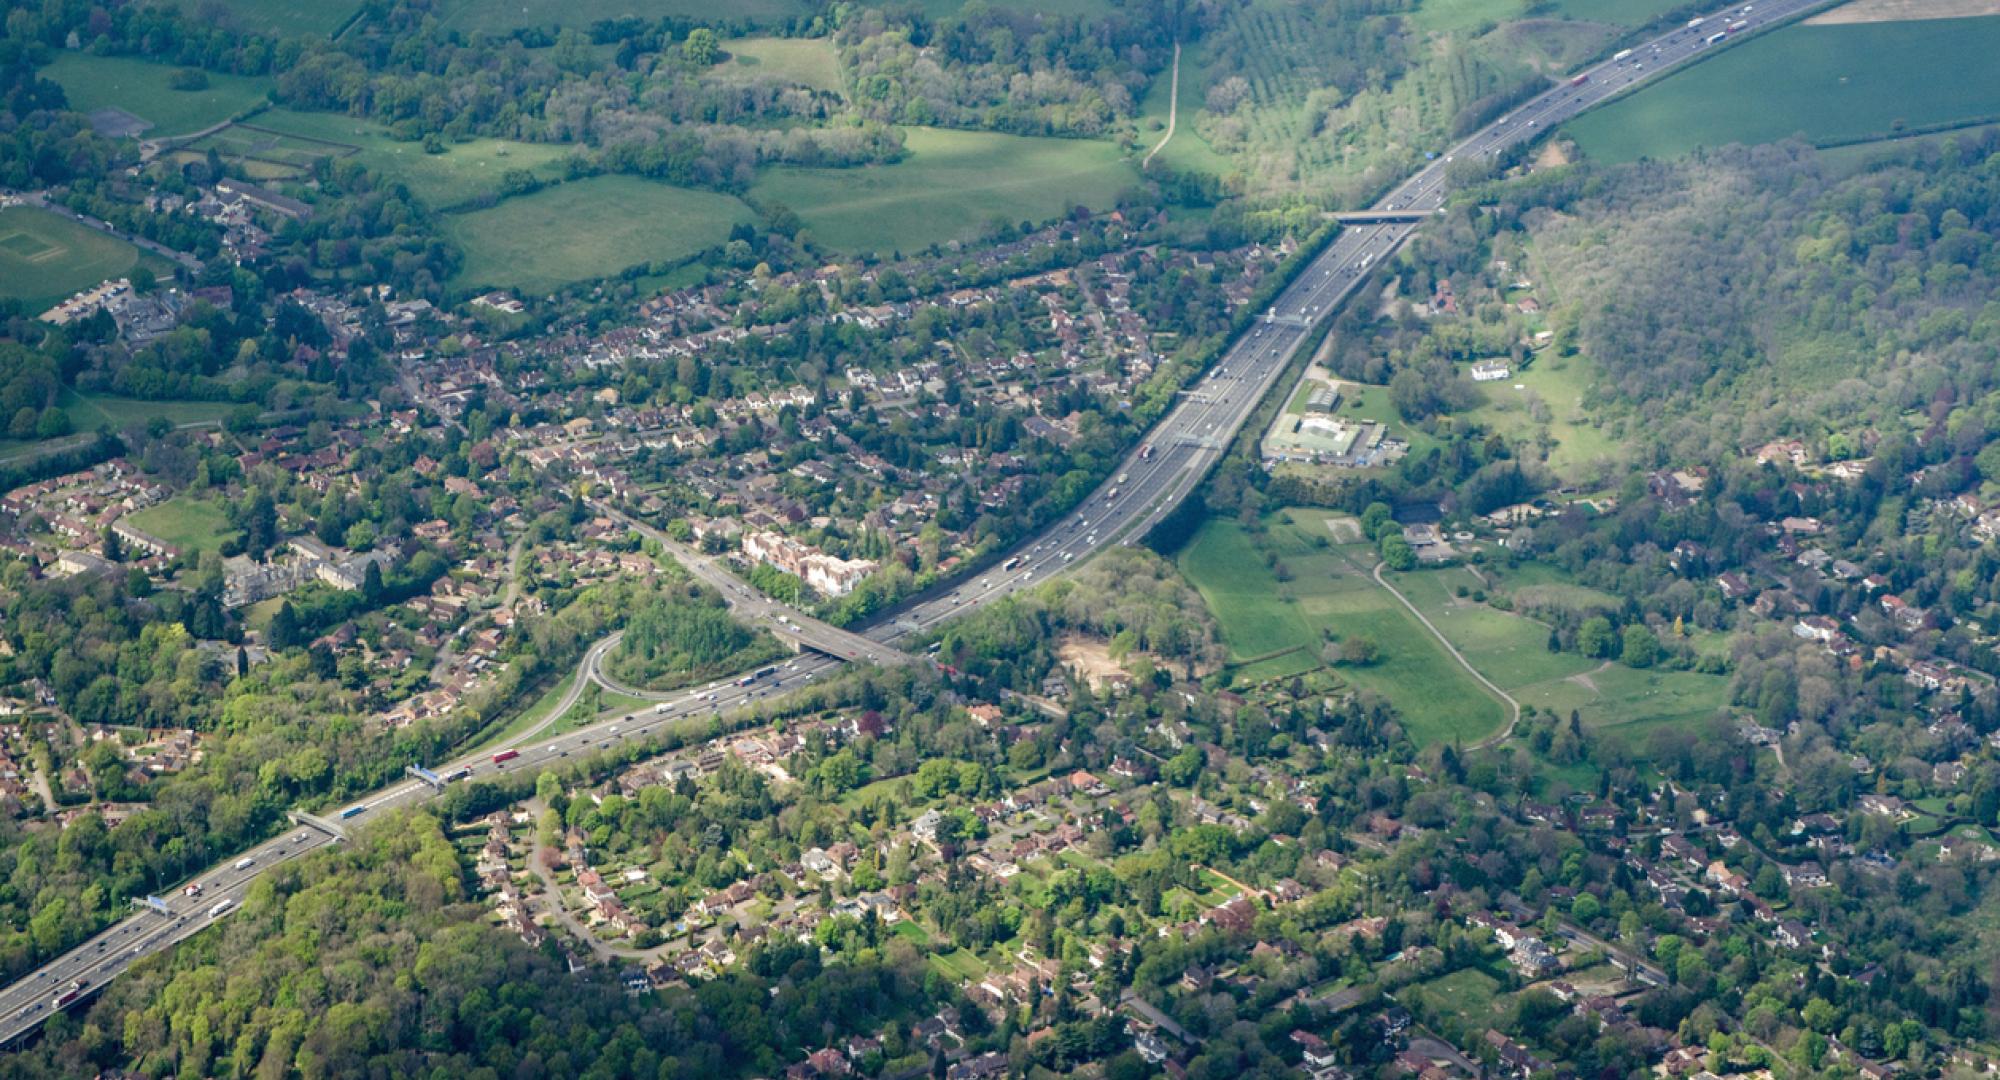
(122, 497), (239, 555)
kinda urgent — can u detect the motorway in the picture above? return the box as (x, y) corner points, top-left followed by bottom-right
(0, 0), (1833, 1046)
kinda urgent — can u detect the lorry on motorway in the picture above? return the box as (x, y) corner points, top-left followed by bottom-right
(1705, 30), (1726, 43)
(654, 703), (670, 714)
(183, 882), (202, 898)
(492, 748), (520, 764)
(1613, 48), (1633, 60)
(208, 899), (233, 918)
(339, 803), (368, 819)
(442, 766), (471, 782)
(233, 857), (254, 871)
(1569, 73), (1588, 86)
(1687, 15), (1705, 26)
(53, 982), (82, 1009)
(1726, 19), (1747, 30)
(1001, 556), (1022, 572)
(1117, 472), (1129, 484)
(755, 667), (777, 679)
(1139, 444), (1154, 460)
(736, 673), (757, 687)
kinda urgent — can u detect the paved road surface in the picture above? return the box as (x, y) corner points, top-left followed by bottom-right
(0, 0), (1834, 1045)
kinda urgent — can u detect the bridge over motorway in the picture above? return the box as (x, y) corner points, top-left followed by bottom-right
(0, 0), (1839, 1046)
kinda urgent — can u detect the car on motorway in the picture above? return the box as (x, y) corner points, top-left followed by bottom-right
(293, 832), (308, 843)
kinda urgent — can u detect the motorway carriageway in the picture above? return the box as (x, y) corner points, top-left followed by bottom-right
(0, 0), (1835, 1046)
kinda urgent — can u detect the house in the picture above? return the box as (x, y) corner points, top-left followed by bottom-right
(1292, 1031), (1338, 1068)
(1793, 615), (1840, 643)
(1716, 572), (1752, 600)
(1782, 862), (1829, 889)
(1775, 919), (1812, 950)
(1470, 359), (1511, 382)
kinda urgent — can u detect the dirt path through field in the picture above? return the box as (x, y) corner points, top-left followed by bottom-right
(1806, 0), (2000, 24)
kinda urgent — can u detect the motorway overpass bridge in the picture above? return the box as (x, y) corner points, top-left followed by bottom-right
(1332, 210), (1437, 224)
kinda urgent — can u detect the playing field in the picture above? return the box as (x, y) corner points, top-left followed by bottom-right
(1567, 16), (2000, 161)
(0, 207), (153, 312)
(749, 127), (1137, 256)
(230, 110), (573, 208)
(41, 53), (272, 138)
(717, 37), (844, 94)
(444, 175), (755, 294)
(431, 0), (809, 34)
(123, 497), (240, 555)
(1177, 511), (1509, 747)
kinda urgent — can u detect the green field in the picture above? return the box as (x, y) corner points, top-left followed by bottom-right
(0, 389), (235, 463)
(0, 207), (154, 312)
(432, 0), (809, 34)
(1567, 17), (2000, 162)
(123, 497), (239, 555)
(915, 0), (1118, 16)
(1135, 42), (1232, 178)
(232, 110), (574, 208)
(1546, 0), (1690, 27)
(718, 37), (844, 94)
(1409, 0), (1526, 34)
(1177, 511), (1508, 746)
(443, 176), (755, 294)
(1460, 353), (1621, 481)
(749, 127), (1137, 256)
(150, 0), (361, 37)
(43, 53), (272, 138)
(1386, 562), (1731, 737)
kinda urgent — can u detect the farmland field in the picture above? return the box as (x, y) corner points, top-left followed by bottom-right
(431, 0), (810, 35)
(150, 0), (361, 37)
(123, 497), (240, 555)
(231, 110), (573, 208)
(1545, 0), (1693, 26)
(0, 207), (156, 312)
(43, 53), (272, 139)
(749, 127), (1136, 256)
(717, 38), (844, 94)
(1177, 511), (1509, 746)
(443, 176), (755, 294)
(1567, 17), (2000, 161)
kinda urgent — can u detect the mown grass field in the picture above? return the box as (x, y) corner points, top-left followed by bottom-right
(1460, 353), (1621, 482)
(1177, 511), (1508, 746)
(717, 37), (844, 94)
(749, 127), (1136, 256)
(123, 497), (239, 554)
(0, 207), (155, 312)
(44, 53), (273, 138)
(1389, 561), (1732, 738)
(242, 110), (574, 208)
(432, 0), (810, 34)
(1567, 16), (2000, 162)
(443, 176), (755, 294)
